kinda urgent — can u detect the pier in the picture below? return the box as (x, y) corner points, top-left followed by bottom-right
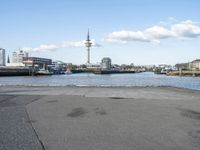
(167, 70), (200, 77)
(93, 70), (135, 74)
(0, 67), (36, 76)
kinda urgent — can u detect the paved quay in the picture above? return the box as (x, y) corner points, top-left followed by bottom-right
(0, 85), (200, 150)
(0, 94), (44, 150)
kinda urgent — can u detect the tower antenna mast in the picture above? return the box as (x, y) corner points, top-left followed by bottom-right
(85, 29), (92, 64)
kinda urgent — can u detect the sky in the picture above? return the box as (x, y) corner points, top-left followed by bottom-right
(0, 0), (200, 65)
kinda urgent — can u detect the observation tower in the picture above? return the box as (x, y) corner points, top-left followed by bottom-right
(84, 29), (92, 64)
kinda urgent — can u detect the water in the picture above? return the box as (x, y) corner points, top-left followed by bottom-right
(0, 72), (200, 90)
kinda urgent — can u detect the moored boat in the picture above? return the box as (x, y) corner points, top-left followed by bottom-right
(36, 69), (53, 75)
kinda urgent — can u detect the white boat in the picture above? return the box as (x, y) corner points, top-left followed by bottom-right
(36, 69), (53, 75)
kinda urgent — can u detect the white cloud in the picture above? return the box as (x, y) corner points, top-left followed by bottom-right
(62, 40), (101, 48)
(144, 26), (174, 39)
(105, 20), (200, 44)
(171, 20), (200, 38)
(62, 41), (84, 48)
(106, 31), (149, 43)
(91, 39), (102, 47)
(22, 44), (58, 52)
(22, 40), (101, 52)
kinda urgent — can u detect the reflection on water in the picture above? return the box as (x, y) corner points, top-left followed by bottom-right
(0, 72), (200, 90)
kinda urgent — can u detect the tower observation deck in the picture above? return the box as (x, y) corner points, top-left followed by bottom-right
(84, 30), (92, 64)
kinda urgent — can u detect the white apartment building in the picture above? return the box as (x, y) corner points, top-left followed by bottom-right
(12, 50), (28, 63)
(6, 50), (29, 67)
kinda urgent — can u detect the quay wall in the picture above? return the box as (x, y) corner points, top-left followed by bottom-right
(0, 67), (35, 76)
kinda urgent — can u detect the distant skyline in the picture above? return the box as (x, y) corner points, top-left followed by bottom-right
(0, 0), (200, 65)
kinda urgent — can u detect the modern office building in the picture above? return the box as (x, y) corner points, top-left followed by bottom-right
(101, 57), (112, 70)
(0, 48), (6, 66)
(12, 50), (28, 64)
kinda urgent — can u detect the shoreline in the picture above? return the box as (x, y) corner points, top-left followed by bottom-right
(167, 70), (200, 77)
(1, 72), (200, 91)
(0, 84), (200, 93)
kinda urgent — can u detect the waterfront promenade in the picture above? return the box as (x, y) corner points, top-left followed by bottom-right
(0, 86), (200, 150)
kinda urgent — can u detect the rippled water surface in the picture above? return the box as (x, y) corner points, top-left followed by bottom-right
(0, 72), (200, 90)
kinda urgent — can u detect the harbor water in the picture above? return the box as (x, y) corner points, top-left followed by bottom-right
(0, 72), (200, 90)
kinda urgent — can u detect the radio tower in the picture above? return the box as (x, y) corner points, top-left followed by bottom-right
(85, 29), (92, 64)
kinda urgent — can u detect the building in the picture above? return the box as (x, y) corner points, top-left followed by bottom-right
(23, 57), (52, 70)
(0, 48), (6, 66)
(12, 50), (28, 64)
(7, 50), (28, 67)
(175, 63), (190, 70)
(101, 57), (112, 70)
(191, 59), (200, 70)
(49, 61), (67, 74)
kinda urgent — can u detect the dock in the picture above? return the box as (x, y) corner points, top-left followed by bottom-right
(93, 70), (135, 74)
(0, 67), (36, 76)
(167, 70), (200, 77)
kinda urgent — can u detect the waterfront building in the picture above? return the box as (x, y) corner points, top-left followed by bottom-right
(0, 48), (6, 66)
(158, 64), (172, 69)
(86, 63), (101, 70)
(49, 61), (67, 74)
(191, 59), (200, 70)
(101, 57), (112, 70)
(175, 63), (190, 70)
(12, 50), (28, 64)
(23, 57), (52, 70)
(112, 64), (121, 71)
(51, 61), (66, 68)
(84, 30), (92, 65)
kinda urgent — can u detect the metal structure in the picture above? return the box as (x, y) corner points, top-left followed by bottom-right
(84, 29), (92, 64)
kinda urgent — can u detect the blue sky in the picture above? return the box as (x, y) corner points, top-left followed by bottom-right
(0, 0), (200, 65)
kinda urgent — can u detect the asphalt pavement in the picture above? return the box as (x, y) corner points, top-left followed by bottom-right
(0, 95), (44, 150)
(0, 86), (200, 150)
